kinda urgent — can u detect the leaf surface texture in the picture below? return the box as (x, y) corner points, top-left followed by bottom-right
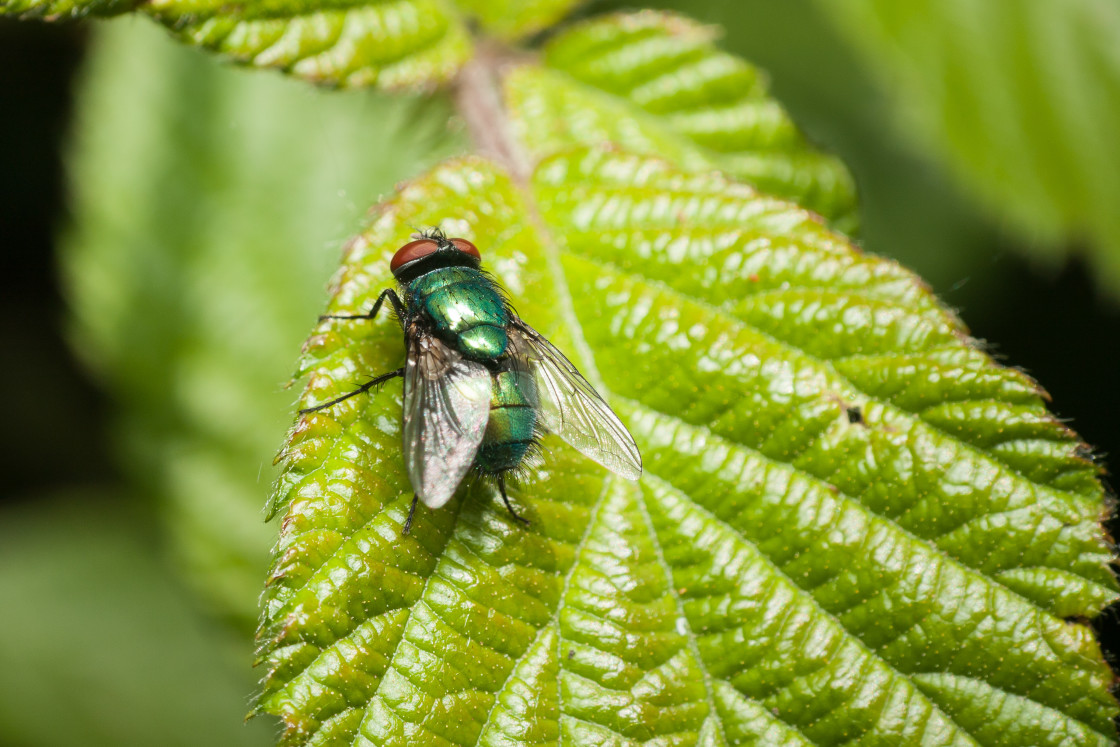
(258, 144), (1117, 745)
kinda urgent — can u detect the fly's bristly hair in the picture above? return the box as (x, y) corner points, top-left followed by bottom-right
(412, 225), (449, 243)
(454, 261), (516, 320)
(473, 435), (546, 484)
(483, 269), (518, 318)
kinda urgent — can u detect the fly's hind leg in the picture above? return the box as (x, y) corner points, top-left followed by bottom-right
(299, 367), (404, 414)
(402, 495), (419, 536)
(497, 473), (531, 528)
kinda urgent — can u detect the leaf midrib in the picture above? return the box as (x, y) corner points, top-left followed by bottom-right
(487, 158), (733, 746)
(634, 484), (731, 745)
(520, 150), (988, 744)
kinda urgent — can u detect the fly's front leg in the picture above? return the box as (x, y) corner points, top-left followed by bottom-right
(319, 288), (406, 325)
(299, 367), (404, 414)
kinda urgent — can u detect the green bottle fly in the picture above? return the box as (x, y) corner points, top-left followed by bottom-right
(301, 228), (641, 534)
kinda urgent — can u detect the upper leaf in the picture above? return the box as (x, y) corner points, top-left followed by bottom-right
(453, 0), (584, 40)
(0, 0), (474, 90)
(816, 0), (1120, 294)
(2, 0), (586, 89)
(0, 0), (136, 19)
(164, 0), (473, 89)
(257, 147), (1117, 745)
(508, 12), (859, 231)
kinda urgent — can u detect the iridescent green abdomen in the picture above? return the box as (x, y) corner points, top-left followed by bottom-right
(477, 367), (537, 473)
(407, 266), (509, 361)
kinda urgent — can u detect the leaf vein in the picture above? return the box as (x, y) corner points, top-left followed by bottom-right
(635, 484), (730, 745)
(639, 470), (984, 745)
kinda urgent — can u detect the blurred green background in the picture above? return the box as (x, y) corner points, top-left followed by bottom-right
(2, 2), (1118, 744)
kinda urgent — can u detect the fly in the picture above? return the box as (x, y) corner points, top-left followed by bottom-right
(300, 228), (643, 534)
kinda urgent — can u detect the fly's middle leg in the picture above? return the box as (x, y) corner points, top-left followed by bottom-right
(299, 367), (404, 414)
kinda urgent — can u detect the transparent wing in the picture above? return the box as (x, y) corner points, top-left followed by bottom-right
(510, 321), (642, 480)
(403, 334), (492, 508)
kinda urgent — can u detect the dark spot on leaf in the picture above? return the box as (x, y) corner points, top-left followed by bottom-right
(846, 406), (863, 424)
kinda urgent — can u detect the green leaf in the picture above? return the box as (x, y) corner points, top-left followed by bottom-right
(0, 0), (474, 90)
(0, 492), (273, 747)
(507, 12), (858, 231)
(62, 18), (463, 626)
(164, 0), (472, 90)
(816, 0), (1120, 294)
(38, 3), (1117, 744)
(0, 0), (136, 19)
(258, 147), (1117, 745)
(453, 0), (583, 40)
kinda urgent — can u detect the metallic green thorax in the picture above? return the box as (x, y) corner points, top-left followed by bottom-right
(406, 266), (509, 361)
(403, 264), (536, 473)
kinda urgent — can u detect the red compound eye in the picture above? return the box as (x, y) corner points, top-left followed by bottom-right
(450, 238), (481, 261)
(390, 238), (440, 272)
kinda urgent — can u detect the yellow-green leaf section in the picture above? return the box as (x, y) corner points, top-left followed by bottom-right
(257, 148), (1117, 746)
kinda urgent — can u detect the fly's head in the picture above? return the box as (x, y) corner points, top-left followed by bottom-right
(391, 227), (481, 281)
